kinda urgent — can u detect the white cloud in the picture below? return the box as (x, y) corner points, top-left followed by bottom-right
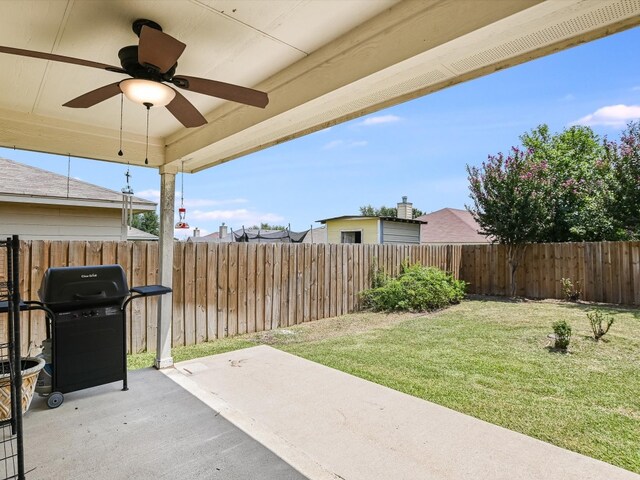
(322, 139), (368, 150)
(358, 115), (401, 126)
(189, 208), (284, 226)
(323, 140), (344, 150)
(572, 104), (640, 127)
(183, 198), (247, 208)
(136, 189), (160, 202)
(135, 189), (248, 208)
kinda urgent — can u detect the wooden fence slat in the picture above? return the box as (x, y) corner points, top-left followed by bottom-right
(227, 244), (239, 337)
(336, 245), (343, 316)
(19, 241), (31, 354)
(280, 244), (290, 327)
(28, 240), (48, 351)
(632, 242), (640, 305)
(206, 243), (218, 341)
(283, 244), (301, 326)
(327, 244), (334, 318)
(131, 241), (147, 353)
(303, 244), (311, 323)
(172, 242), (185, 347)
(146, 242), (159, 352)
(114, 241), (132, 353)
(310, 243), (318, 321)
(296, 245), (305, 324)
(246, 243), (257, 333)
(272, 244), (282, 329)
(217, 244), (228, 338)
(195, 243), (208, 344)
(346, 245), (354, 312)
(264, 244), (274, 331)
(85, 241), (102, 266)
(255, 244), (265, 332)
(183, 241), (196, 346)
(237, 243), (248, 335)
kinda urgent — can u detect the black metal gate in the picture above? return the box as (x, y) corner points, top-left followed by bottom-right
(0, 235), (25, 480)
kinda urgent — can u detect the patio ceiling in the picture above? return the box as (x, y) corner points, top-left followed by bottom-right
(0, 0), (639, 174)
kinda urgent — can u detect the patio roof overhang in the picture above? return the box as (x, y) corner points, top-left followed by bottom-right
(2, 0), (639, 368)
(0, 0), (638, 174)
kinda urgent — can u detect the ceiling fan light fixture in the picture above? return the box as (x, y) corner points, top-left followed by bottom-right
(119, 78), (175, 107)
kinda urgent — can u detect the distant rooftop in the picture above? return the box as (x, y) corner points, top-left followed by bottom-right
(415, 208), (490, 244)
(0, 157), (156, 211)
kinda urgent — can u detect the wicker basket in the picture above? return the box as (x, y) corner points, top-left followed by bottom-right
(0, 357), (45, 421)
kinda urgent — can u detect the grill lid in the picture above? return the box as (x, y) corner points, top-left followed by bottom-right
(39, 265), (129, 310)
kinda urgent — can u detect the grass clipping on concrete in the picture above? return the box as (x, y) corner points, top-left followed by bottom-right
(129, 298), (640, 473)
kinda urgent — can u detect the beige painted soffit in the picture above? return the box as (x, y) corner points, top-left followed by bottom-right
(0, 108), (165, 167)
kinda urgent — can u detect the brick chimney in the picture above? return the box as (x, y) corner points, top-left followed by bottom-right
(397, 196), (413, 219)
(193, 227), (200, 237)
(219, 222), (228, 239)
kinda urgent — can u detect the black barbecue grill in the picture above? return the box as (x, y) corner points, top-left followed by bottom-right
(34, 264), (171, 408)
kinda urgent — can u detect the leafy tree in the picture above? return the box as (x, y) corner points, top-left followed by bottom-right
(604, 121), (640, 239)
(467, 146), (552, 296)
(466, 123), (633, 296)
(359, 205), (424, 218)
(130, 211), (159, 236)
(250, 223), (286, 231)
(521, 125), (615, 241)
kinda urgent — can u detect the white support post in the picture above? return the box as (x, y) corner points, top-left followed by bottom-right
(155, 169), (176, 369)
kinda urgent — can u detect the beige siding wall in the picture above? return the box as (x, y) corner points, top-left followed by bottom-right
(381, 221), (421, 244)
(0, 203), (123, 240)
(326, 218), (379, 244)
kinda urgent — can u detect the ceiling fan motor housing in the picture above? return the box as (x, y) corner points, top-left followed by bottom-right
(118, 45), (176, 81)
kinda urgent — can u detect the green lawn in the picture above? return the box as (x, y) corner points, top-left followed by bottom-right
(129, 298), (640, 473)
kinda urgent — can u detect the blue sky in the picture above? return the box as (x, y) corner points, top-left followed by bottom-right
(2, 26), (639, 239)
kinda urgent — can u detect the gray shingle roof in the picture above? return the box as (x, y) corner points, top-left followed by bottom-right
(415, 208), (491, 244)
(0, 157), (155, 209)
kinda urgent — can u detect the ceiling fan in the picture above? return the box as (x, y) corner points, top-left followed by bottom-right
(0, 19), (269, 128)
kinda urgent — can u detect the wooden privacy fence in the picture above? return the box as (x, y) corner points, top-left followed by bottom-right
(460, 241), (640, 305)
(4, 240), (638, 355)
(0, 241), (461, 354)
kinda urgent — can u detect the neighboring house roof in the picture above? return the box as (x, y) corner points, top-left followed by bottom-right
(0, 157), (156, 211)
(415, 208), (490, 244)
(317, 215), (425, 224)
(191, 232), (220, 242)
(127, 226), (158, 241)
(304, 225), (327, 244)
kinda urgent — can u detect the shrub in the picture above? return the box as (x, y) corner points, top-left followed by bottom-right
(587, 309), (614, 341)
(369, 257), (388, 289)
(560, 277), (581, 301)
(360, 263), (465, 312)
(552, 320), (572, 350)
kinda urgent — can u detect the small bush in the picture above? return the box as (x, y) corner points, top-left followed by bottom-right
(587, 309), (614, 341)
(360, 263), (465, 312)
(561, 277), (581, 302)
(552, 320), (572, 350)
(369, 257), (388, 289)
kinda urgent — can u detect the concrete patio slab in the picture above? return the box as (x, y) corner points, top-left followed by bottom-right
(22, 368), (307, 480)
(170, 345), (639, 480)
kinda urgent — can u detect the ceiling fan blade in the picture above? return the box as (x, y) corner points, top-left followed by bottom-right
(138, 26), (186, 74)
(172, 75), (268, 108)
(63, 82), (122, 108)
(166, 89), (207, 128)
(0, 46), (125, 73)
